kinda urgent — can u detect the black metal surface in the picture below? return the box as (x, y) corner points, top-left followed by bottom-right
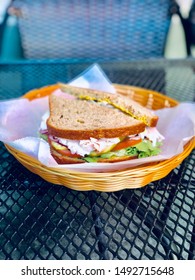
(0, 59), (195, 260)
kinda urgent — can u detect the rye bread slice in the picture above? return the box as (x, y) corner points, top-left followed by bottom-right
(47, 94), (145, 140)
(59, 83), (158, 127)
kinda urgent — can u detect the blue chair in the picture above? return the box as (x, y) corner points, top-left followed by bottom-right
(1, 0), (175, 61)
(0, 13), (23, 60)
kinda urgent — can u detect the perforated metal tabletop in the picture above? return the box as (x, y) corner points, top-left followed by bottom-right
(0, 59), (195, 260)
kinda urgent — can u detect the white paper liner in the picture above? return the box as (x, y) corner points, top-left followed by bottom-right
(0, 64), (195, 173)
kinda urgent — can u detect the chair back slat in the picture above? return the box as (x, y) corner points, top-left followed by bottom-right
(12, 0), (171, 60)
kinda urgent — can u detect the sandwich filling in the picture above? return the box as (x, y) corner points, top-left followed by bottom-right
(40, 126), (164, 163)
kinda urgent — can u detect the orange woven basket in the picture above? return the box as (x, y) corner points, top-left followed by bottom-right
(4, 84), (195, 192)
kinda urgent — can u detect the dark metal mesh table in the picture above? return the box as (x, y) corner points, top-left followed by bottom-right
(0, 59), (195, 260)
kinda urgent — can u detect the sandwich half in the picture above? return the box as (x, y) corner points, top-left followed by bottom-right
(43, 93), (164, 164)
(59, 83), (158, 127)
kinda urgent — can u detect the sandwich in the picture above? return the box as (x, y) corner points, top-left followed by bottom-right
(58, 83), (158, 127)
(40, 85), (164, 164)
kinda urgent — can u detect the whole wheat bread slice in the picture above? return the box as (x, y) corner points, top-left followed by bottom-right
(47, 94), (145, 140)
(59, 83), (158, 127)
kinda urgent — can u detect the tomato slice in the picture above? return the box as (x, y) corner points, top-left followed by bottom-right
(51, 141), (81, 158)
(56, 148), (81, 158)
(112, 137), (142, 151)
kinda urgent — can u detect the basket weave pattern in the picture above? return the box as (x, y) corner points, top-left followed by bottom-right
(5, 84), (195, 192)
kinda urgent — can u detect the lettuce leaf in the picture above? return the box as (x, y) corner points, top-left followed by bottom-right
(135, 140), (162, 158)
(84, 140), (162, 162)
(39, 132), (48, 142)
(84, 156), (100, 163)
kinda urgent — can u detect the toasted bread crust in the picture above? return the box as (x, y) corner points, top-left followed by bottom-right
(47, 95), (146, 140)
(47, 123), (145, 140)
(59, 83), (158, 127)
(149, 117), (158, 127)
